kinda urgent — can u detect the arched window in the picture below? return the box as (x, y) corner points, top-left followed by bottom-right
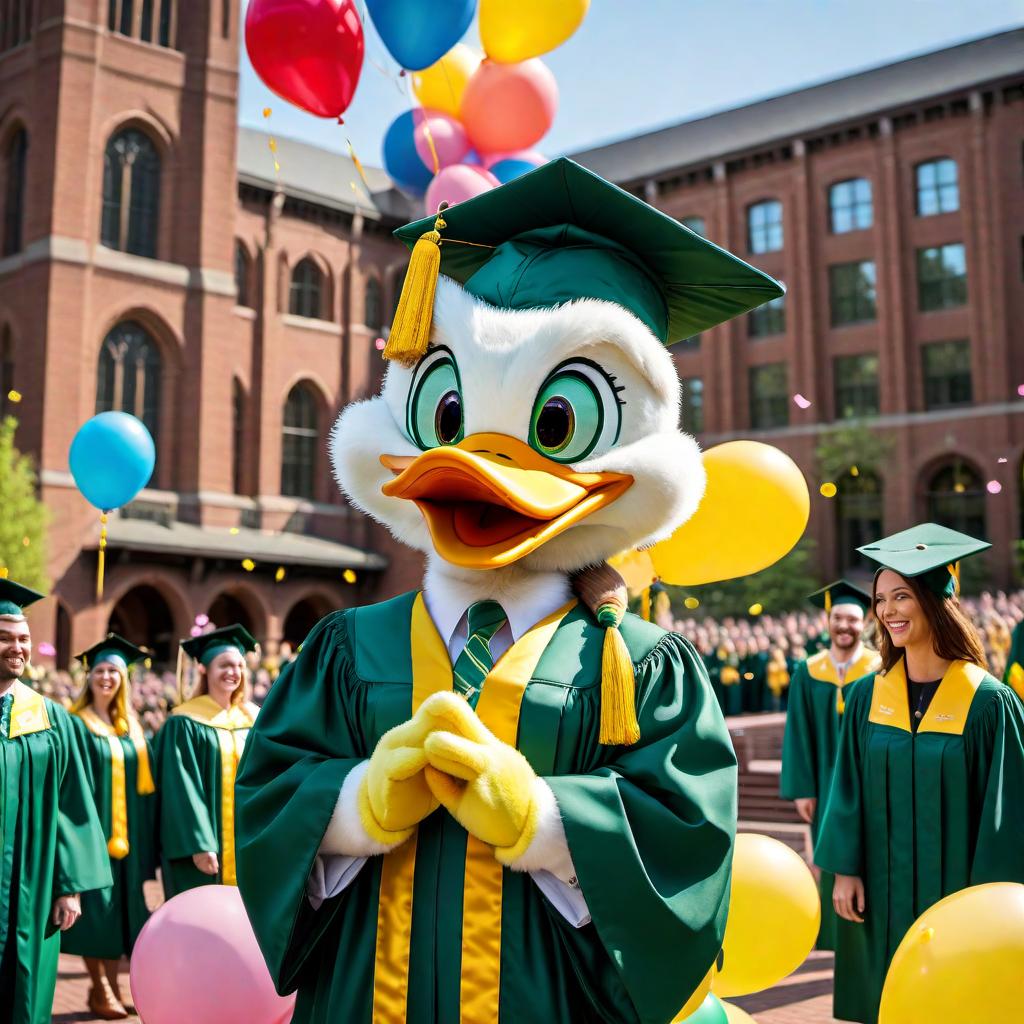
(289, 258), (324, 319)
(281, 384), (318, 499)
(3, 128), (28, 256)
(96, 321), (161, 444)
(232, 378), (246, 494)
(101, 128), (161, 258)
(365, 276), (382, 331)
(0, 325), (13, 414)
(925, 460), (986, 539)
(235, 241), (251, 308)
(836, 470), (883, 571)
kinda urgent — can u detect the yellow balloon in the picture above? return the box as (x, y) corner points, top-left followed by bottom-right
(480, 0), (590, 64)
(672, 966), (715, 1021)
(411, 44), (481, 118)
(715, 834), (819, 998)
(609, 547), (657, 596)
(649, 441), (809, 586)
(720, 1001), (757, 1024)
(879, 883), (1024, 1024)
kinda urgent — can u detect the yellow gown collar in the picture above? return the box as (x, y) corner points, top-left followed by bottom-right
(869, 657), (985, 735)
(172, 694), (258, 730)
(8, 680), (51, 738)
(806, 646), (879, 686)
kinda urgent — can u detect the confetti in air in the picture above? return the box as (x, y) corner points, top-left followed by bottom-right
(997, 457), (1008, 464)
(850, 465), (859, 477)
(37, 642), (56, 657)
(195, 614), (209, 627)
(242, 558), (256, 572)
(819, 482), (837, 498)
(987, 480), (1002, 494)
(1018, 385), (1024, 397)
(7, 390), (21, 403)
(684, 597), (700, 610)
(748, 603), (763, 616)
(375, 337), (386, 351)
(229, 527), (240, 535)
(793, 394), (812, 409)
(275, 566), (286, 582)
(343, 568), (358, 584)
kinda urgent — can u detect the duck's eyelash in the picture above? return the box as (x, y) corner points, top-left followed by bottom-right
(606, 373), (627, 406)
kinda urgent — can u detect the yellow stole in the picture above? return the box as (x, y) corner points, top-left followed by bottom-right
(868, 658), (985, 735)
(1007, 662), (1024, 702)
(7, 680), (51, 738)
(372, 592), (576, 1024)
(77, 708), (156, 859)
(171, 695), (258, 885)
(806, 647), (881, 714)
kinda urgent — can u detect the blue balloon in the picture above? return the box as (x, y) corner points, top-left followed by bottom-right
(366, 0), (476, 71)
(489, 158), (543, 184)
(69, 412), (156, 511)
(382, 110), (433, 195)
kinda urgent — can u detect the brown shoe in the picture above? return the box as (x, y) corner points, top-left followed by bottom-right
(87, 982), (129, 1020)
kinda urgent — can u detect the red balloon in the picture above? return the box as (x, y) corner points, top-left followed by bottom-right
(245, 0), (365, 119)
(460, 58), (558, 154)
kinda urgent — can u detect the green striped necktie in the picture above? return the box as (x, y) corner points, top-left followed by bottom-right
(452, 600), (508, 708)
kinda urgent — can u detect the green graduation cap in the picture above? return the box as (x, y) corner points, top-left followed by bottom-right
(857, 523), (990, 597)
(75, 633), (149, 671)
(0, 578), (44, 620)
(808, 580), (872, 613)
(385, 157), (784, 364)
(181, 623), (258, 667)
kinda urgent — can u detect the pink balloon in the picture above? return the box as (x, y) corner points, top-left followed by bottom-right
(461, 59), (558, 154)
(130, 886), (294, 1024)
(413, 110), (470, 173)
(424, 164), (500, 215)
(480, 149), (547, 170)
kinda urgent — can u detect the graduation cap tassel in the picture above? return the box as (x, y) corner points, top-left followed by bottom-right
(96, 512), (109, 601)
(383, 207), (447, 367)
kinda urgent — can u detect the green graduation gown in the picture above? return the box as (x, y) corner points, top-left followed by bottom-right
(235, 592), (737, 1024)
(154, 696), (258, 897)
(780, 647), (879, 951)
(61, 710), (157, 959)
(1003, 621), (1023, 700)
(815, 659), (1024, 1024)
(0, 683), (112, 1024)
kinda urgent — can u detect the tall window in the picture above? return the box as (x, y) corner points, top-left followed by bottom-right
(681, 216), (706, 237)
(3, 128), (27, 257)
(289, 258), (324, 319)
(926, 461), (986, 539)
(101, 129), (160, 258)
(833, 354), (880, 419)
(108, 0), (174, 47)
(0, 325), (13, 414)
(235, 242), (251, 308)
(2, 0), (33, 51)
(915, 158), (959, 216)
(917, 243), (967, 311)
(829, 260), (877, 326)
(96, 321), (161, 444)
(232, 378), (245, 495)
(680, 377), (704, 433)
(837, 470), (883, 571)
(747, 200), (783, 254)
(281, 384), (318, 499)
(829, 178), (873, 233)
(365, 276), (382, 331)
(922, 340), (972, 410)
(749, 363), (789, 430)
(748, 295), (786, 338)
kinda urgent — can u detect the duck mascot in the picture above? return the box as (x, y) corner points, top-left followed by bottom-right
(236, 159), (787, 1024)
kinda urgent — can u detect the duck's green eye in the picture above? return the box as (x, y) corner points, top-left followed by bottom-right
(407, 350), (464, 450)
(529, 361), (622, 464)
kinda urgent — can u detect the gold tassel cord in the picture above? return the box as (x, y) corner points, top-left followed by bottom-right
(96, 512), (108, 602)
(596, 602), (641, 747)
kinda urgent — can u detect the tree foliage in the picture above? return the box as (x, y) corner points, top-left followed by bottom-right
(815, 421), (895, 482)
(0, 417), (48, 590)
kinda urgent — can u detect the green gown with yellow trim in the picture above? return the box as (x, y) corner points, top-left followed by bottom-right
(61, 712), (157, 958)
(780, 648), (879, 951)
(815, 661), (1024, 1024)
(1004, 620), (1024, 700)
(0, 684), (112, 1024)
(154, 696), (258, 896)
(235, 592), (738, 1024)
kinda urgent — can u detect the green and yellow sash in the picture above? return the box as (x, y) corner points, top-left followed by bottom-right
(8, 680), (51, 738)
(868, 658), (985, 735)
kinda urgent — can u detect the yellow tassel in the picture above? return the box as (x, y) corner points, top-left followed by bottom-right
(836, 690), (846, 715)
(96, 512), (108, 601)
(824, 590), (832, 614)
(383, 210), (447, 367)
(596, 603), (640, 746)
(175, 644), (186, 707)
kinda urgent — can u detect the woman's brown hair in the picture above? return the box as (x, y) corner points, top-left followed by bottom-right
(872, 569), (987, 672)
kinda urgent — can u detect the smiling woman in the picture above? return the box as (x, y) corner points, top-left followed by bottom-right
(815, 523), (1024, 1024)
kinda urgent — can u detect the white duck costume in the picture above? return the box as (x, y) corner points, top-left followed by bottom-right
(236, 159), (785, 1024)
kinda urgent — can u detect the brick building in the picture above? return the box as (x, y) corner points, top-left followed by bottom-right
(574, 28), (1024, 589)
(0, 8), (1021, 665)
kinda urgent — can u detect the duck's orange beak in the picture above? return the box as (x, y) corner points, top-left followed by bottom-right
(381, 433), (633, 569)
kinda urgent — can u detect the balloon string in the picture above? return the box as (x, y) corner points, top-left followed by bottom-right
(263, 108), (280, 176)
(96, 512), (108, 602)
(405, 75), (439, 174)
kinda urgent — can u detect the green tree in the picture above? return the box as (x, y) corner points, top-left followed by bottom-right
(815, 421), (895, 483)
(0, 417), (48, 590)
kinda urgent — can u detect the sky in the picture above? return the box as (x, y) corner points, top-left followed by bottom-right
(238, 1), (1024, 171)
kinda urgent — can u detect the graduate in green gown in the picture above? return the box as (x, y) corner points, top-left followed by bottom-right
(155, 624), (259, 897)
(236, 158), (787, 1024)
(816, 525), (1024, 1024)
(1003, 619), (1024, 700)
(0, 580), (112, 1024)
(780, 580), (879, 951)
(62, 634), (157, 1020)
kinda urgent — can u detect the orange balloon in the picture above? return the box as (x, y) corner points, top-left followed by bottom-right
(460, 58), (558, 154)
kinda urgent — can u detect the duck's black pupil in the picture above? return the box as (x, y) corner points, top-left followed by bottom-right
(435, 391), (462, 444)
(536, 397), (573, 451)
